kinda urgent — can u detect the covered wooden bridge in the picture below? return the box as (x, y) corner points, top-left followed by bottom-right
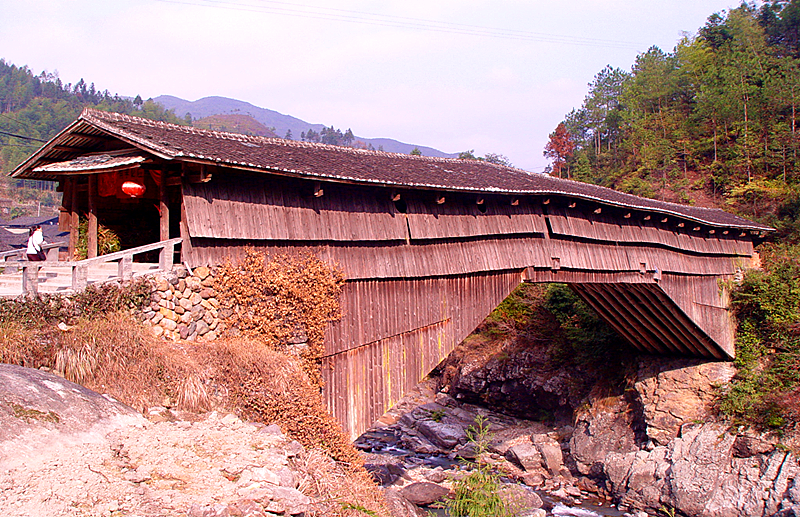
(12, 109), (772, 436)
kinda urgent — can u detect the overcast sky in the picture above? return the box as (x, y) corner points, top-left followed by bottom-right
(2, 0), (741, 171)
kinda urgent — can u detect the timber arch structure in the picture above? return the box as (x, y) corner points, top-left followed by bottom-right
(13, 109), (772, 437)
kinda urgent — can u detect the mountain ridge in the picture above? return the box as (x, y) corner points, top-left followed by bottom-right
(154, 95), (457, 158)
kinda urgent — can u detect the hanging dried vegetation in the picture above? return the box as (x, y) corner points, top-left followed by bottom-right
(213, 248), (345, 389)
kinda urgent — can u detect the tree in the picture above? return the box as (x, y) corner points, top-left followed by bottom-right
(410, 147), (422, 156)
(544, 122), (576, 178)
(484, 153), (512, 167)
(284, 129), (293, 140)
(458, 149), (478, 160)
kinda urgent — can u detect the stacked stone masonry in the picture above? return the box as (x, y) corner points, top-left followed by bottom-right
(141, 266), (227, 342)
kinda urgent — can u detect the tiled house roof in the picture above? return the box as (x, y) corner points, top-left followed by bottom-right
(12, 108), (773, 231)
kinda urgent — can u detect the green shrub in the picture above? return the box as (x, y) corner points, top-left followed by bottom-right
(447, 415), (515, 517)
(543, 284), (625, 366)
(719, 243), (800, 429)
(74, 217), (121, 260)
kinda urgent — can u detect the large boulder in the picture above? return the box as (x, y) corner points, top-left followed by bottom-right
(531, 434), (564, 476)
(383, 488), (427, 517)
(400, 482), (450, 506)
(569, 392), (640, 476)
(505, 442), (543, 472)
(634, 358), (735, 446)
(0, 364), (146, 469)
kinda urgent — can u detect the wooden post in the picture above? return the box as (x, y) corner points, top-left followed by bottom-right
(68, 177), (79, 260)
(179, 185), (192, 265)
(159, 171), (170, 241)
(87, 175), (98, 259)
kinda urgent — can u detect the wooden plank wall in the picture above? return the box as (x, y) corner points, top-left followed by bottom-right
(322, 270), (524, 436)
(180, 174), (760, 436)
(183, 174), (407, 241)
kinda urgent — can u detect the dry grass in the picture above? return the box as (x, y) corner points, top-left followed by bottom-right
(294, 449), (388, 517)
(0, 311), (369, 463)
(0, 311), (203, 411)
(200, 337), (362, 465)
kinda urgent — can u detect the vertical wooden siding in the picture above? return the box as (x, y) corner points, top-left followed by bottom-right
(322, 270), (524, 436)
(179, 174), (761, 436)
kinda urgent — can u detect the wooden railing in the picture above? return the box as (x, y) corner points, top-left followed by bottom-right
(7, 238), (182, 296)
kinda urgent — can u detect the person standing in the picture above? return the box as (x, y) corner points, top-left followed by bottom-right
(26, 226), (45, 261)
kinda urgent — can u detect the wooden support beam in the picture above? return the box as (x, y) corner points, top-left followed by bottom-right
(643, 215), (651, 221)
(568, 202), (576, 208)
(87, 175), (98, 259)
(593, 207), (602, 214)
(68, 177), (79, 260)
(629, 284), (710, 358)
(572, 285), (660, 354)
(476, 197), (485, 205)
(159, 171), (170, 242)
(613, 285), (693, 355)
(313, 182), (324, 197)
(510, 197), (519, 206)
(179, 186), (192, 265)
(390, 191), (401, 202)
(70, 131), (114, 143)
(582, 284), (665, 354)
(436, 195), (445, 204)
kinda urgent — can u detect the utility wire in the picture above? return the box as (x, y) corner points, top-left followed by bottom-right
(0, 130), (46, 143)
(0, 113), (35, 132)
(155, 0), (644, 50)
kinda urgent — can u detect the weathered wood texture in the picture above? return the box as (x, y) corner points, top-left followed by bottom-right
(322, 270), (523, 435)
(178, 173), (759, 437)
(12, 110), (771, 440)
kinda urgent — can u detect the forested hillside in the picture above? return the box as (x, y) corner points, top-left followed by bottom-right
(0, 60), (185, 217)
(548, 1), (800, 240)
(546, 1), (800, 432)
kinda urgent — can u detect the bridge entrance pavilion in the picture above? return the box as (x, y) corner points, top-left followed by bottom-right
(12, 109), (772, 437)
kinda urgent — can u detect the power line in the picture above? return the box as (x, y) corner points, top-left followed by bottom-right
(0, 112), (35, 132)
(154, 0), (644, 50)
(0, 130), (46, 143)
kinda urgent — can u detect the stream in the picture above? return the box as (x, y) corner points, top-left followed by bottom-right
(355, 379), (640, 517)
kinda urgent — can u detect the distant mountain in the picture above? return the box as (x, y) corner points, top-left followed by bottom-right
(154, 95), (457, 158)
(193, 114), (277, 137)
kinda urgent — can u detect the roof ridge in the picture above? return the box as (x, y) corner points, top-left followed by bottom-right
(79, 108), (534, 170)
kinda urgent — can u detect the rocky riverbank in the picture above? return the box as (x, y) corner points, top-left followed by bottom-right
(354, 337), (800, 517)
(0, 364), (386, 517)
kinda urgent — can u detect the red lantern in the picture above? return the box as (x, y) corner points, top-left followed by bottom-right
(121, 181), (146, 198)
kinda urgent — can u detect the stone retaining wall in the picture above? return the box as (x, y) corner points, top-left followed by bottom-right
(140, 266), (228, 342)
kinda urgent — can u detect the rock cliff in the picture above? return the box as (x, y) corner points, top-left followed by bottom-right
(435, 338), (800, 517)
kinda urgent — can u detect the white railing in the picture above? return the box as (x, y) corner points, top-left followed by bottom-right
(5, 238), (182, 296)
(0, 241), (64, 265)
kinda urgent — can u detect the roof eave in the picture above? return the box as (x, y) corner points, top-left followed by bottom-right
(177, 156), (774, 232)
(10, 110), (176, 180)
